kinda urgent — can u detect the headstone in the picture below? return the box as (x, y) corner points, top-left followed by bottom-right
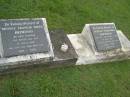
(0, 18), (51, 57)
(82, 23), (122, 52)
(68, 23), (130, 65)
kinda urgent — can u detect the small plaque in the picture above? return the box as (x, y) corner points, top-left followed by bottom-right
(90, 23), (121, 52)
(0, 18), (50, 57)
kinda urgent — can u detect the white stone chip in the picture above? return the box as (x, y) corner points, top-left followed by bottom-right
(60, 43), (69, 52)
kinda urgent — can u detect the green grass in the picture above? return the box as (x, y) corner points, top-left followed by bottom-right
(0, 0), (130, 97)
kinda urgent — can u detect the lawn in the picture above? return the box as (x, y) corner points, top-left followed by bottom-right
(0, 0), (130, 97)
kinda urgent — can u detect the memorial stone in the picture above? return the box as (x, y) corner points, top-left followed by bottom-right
(89, 23), (121, 52)
(0, 18), (50, 57)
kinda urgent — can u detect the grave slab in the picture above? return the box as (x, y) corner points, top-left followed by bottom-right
(68, 23), (130, 65)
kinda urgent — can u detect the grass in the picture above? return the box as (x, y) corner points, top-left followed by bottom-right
(0, 61), (130, 97)
(0, 0), (130, 97)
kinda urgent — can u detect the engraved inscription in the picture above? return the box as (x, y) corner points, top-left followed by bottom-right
(0, 19), (50, 57)
(90, 24), (121, 52)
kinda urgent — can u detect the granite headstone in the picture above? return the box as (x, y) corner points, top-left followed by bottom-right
(89, 23), (121, 52)
(0, 18), (50, 57)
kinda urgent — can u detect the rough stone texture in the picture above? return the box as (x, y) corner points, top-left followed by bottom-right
(68, 30), (130, 65)
(49, 29), (78, 65)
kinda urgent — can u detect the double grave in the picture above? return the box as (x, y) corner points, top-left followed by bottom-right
(0, 18), (130, 73)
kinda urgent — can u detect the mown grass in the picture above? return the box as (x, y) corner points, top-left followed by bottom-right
(0, 0), (130, 97)
(0, 60), (130, 97)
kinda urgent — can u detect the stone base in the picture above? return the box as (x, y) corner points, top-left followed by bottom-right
(49, 29), (78, 66)
(68, 30), (130, 65)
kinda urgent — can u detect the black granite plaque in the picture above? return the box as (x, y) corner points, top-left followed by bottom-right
(0, 18), (50, 57)
(90, 23), (121, 52)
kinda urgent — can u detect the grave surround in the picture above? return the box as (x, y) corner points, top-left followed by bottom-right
(0, 19), (130, 73)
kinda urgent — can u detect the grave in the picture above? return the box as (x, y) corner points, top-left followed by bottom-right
(68, 23), (130, 65)
(0, 18), (78, 73)
(0, 19), (130, 73)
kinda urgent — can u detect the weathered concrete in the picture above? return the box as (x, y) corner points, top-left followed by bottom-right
(68, 30), (130, 65)
(49, 29), (78, 65)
